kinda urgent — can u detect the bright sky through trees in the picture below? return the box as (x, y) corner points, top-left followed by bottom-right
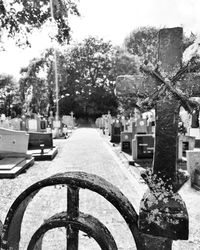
(0, 0), (200, 78)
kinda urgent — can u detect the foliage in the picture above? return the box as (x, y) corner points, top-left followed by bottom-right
(58, 37), (119, 117)
(0, 0), (80, 46)
(18, 37), (119, 117)
(111, 47), (139, 76)
(119, 27), (200, 114)
(19, 53), (54, 114)
(124, 26), (159, 66)
(0, 74), (21, 116)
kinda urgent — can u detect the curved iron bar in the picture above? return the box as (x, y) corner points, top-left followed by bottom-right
(27, 211), (118, 250)
(1, 171), (144, 250)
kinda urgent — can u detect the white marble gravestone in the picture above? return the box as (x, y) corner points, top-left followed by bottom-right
(28, 119), (37, 132)
(0, 128), (29, 154)
(10, 118), (21, 131)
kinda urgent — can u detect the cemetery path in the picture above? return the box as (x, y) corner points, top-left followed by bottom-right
(0, 127), (145, 250)
(0, 128), (200, 249)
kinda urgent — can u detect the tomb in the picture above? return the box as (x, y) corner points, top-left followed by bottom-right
(10, 118), (21, 131)
(178, 134), (195, 160)
(187, 150), (200, 190)
(121, 132), (133, 154)
(110, 120), (123, 143)
(37, 117), (47, 132)
(28, 118), (37, 132)
(132, 134), (154, 164)
(121, 117), (153, 156)
(0, 128), (34, 178)
(28, 132), (58, 160)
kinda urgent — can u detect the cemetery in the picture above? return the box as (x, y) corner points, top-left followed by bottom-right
(1, 1), (200, 247)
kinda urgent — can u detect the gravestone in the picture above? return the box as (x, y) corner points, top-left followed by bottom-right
(116, 27), (195, 240)
(48, 111), (54, 129)
(132, 134), (154, 161)
(133, 117), (148, 134)
(20, 115), (28, 131)
(28, 132), (58, 160)
(28, 118), (37, 132)
(10, 118), (21, 131)
(0, 116), (10, 129)
(187, 150), (200, 190)
(0, 128), (34, 178)
(121, 132), (133, 154)
(110, 120), (123, 143)
(107, 111), (112, 135)
(178, 134), (195, 160)
(37, 117), (47, 132)
(0, 128), (29, 154)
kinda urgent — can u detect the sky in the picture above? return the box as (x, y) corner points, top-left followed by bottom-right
(1, 0), (200, 78)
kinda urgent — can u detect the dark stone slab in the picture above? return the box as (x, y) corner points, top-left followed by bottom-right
(28, 132), (53, 150)
(110, 122), (122, 143)
(121, 132), (133, 154)
(29, 147), (58, 161)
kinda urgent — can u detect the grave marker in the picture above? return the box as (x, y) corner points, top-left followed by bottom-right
(0, 128), (34, 178)
(28, 132), (58, 160)
(116, 27), (200, 240)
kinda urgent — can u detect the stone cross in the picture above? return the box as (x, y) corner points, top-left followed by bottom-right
(116, 27), (200, 240)
(116, 27), (200, 189)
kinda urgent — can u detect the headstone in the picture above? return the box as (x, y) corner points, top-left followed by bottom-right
(0, 128), (29, 155)
(135, 118), (148, 134)
(28, 119), (37, 132)
(121, 132), (133, 154)
(187, 150), (200, 189)
(0, 118), (10, 129)
(110, 120), (123, 143)
(132, 134), (154, 160)
(28, 132), (58, 160)
(107, 111), (112, 135)
(20, 115), (28, 131)
(37, 117), (47, 132)
(48, 111), (54, 129)
(28, 132), (53, 150)
(189, 128), (200, 139)
(178, 135), (195, 160)
(10, 118), (21, 131)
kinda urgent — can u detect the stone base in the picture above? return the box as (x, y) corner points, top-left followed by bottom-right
(0, 157), (34, 179)
(140, 233), (172, 250)
(110, 135), (120, 144)
(139, 189), (189, 240)
(28, 147), (58, 161)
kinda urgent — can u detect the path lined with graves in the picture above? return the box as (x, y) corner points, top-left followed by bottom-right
(0, 127), (200, 249)
(0, 127), (145, 250)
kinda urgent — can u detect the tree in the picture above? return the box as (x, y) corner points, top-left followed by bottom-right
(0, 0), (80, 46)
(117, 27), (200, 185)
(58, 37), (119, 117)
(124, 26), (196, 66)
(18, 48), (57, 114)
(120, 26), (198, 115)
(124, 26), (159, 65)
(0, 74), (20, 116)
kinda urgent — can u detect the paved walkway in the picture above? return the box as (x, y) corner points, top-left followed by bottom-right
(0, 128), (146, 250)
(0, 127), (200, 249)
